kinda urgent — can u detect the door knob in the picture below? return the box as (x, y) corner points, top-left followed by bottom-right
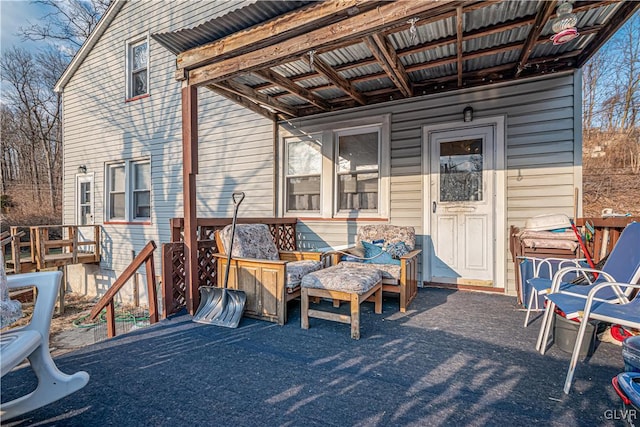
(432, 201), (437, 213)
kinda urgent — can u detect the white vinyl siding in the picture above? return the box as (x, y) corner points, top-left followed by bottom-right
(61, 0), (266, 279)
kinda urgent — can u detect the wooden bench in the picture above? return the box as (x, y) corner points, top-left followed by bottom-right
(301, 265), (382, 340)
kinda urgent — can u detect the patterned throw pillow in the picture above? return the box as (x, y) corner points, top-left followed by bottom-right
(385, 241), (410, 259)
(362, 241), (400, 265)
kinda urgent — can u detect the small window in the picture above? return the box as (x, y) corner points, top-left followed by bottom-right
(285, 135), (322, 212)
(106, 159), (151, 222)
(336, 129), (380, 212)
(127, 37), (148, 99)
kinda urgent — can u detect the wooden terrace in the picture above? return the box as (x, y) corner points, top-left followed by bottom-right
(2, 225), (101, 274)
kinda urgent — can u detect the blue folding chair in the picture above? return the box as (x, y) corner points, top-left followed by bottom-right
(536, 222), (640, 353)
(548, 281), (640, 394)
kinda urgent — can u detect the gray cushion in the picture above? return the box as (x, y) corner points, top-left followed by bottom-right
(339, 261), (401, 281)
(286, 260), (322, 289)
(301, 265), (382, 294)
(221, 224), (280, 261)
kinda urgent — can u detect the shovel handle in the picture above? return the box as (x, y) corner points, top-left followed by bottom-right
(233, 192), (245, 206)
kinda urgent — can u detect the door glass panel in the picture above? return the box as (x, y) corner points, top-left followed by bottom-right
(439, 138), (483, 202)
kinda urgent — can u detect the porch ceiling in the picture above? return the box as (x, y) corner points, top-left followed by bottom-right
(153, 0), (639, 120)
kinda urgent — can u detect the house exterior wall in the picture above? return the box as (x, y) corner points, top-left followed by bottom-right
(61, 0), (274, 301)
(285, 72), (581, 294)
(61, 2), (581, 301)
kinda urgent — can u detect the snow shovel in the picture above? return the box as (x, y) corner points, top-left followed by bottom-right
(193, 192), (247, 328)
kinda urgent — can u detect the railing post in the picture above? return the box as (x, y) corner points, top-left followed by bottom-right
(106, 302), (116, 338)
(146, 255), (158, 324)
(94, 225), (101, 262)
(10, 227), (21, 273)
(71, 226), (78, 264)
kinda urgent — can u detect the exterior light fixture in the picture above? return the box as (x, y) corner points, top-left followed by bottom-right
(551, 0), (579, 45)
(463, 106), (473, 122)
(77, 165), (87, 174)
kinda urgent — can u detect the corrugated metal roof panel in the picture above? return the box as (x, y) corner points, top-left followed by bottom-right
(465, 1), (539, 32)
(152, 1), (313, 55)
(402, 44), (456, 67)
(387, 17), (456, 50)
(465, 50), (520, 72)
(409, 64), (456, 82)
(314, 87), (347, 101)
(353, 77), (394, 93)
(317, 43), (371, 67)
(465, 26), (530, 52)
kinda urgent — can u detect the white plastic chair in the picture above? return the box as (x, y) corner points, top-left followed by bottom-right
(1, 271), (89, 419)
(520, 256), (587, 327)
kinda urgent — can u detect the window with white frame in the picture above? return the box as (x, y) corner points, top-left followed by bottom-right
(336, 128), (380, 212)
(285, 134), (322, 212)
(127, 36), (148, 99)
(281, 117), (389, 218)
(106, 159), (151, 222)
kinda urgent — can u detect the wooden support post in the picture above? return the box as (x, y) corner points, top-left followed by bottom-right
(94, 225), (101, 263)
(182, 85), (199, 315)
(145, 255), (158, 324)
(10, 227), (21, 273)
(132, 250), (139, 307)
(106, 301), (116, 338)
(58, 266), (66, 315)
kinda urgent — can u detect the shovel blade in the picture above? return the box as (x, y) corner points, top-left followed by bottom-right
(193, 286), (246, 328)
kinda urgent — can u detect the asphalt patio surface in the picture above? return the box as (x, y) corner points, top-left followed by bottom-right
(1, 288), (630, 426)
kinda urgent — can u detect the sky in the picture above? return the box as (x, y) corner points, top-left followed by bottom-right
(0, 0), (52, 54)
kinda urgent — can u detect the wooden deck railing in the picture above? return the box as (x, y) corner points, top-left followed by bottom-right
(89, 241), (158, 338)
(161, 218), (298, 318)
(4, 225), (101, 273)
(575, 217), (640, 263)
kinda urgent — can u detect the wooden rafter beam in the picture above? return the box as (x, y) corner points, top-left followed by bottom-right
(206, 85), (277, 121)
(515, 0), (557, 77)
(364, 34), (412, 97)
(253, 69), (331, 111)
(188, 0), (461, 86)
(302, 54), (366, 105)
(176, 0), (384, 73)
(213, 80), (298, 117)
(456, 6), (464, 87)
(576, 1), (640, 67)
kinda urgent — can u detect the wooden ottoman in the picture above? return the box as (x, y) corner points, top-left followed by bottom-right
(300, 265), (382, 339)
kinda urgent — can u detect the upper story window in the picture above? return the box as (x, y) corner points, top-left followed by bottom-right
(126, 36), (149, 100)
(280, 116), (390, 219)
(106, 159), (151, 222)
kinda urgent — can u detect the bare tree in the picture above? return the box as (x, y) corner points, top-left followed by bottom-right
(1, 47), (66, 210)
(19, 0), (111, 56)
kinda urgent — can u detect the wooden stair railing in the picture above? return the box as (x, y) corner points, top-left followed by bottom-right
(89, 241), (158, 338)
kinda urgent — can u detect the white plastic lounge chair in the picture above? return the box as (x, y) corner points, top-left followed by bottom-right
(535, 222), (640, 352)
(1, 271), (89, 419)
(548, 281), (640, 394)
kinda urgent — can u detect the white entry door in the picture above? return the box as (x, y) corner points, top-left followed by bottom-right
(428, 125), (495, 285)
(76, 174), (94, 225)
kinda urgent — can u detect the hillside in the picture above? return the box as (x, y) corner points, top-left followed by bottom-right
(582, 129), (640, 217)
